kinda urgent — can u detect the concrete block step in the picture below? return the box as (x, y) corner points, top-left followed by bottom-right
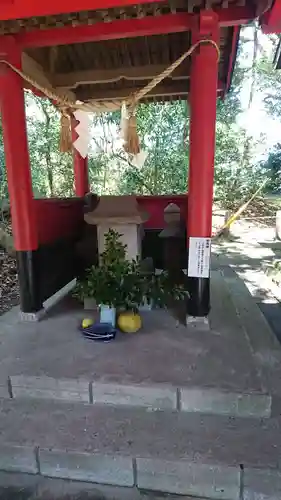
(0, 397), (280, 499)
(0, 374), (272, 419)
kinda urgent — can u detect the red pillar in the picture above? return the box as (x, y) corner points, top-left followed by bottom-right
(187, 11), (219, 317)
(0, 36), (41, 313)
(71, 117), (90, 197)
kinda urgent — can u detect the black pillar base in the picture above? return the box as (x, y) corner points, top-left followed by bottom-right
(186, 276), (210, 317)
(16, 250), (42, 313)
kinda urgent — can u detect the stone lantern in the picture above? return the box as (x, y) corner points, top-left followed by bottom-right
(159, 203), (185, 280)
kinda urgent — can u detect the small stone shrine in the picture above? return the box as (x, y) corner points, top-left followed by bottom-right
(84, 195), (148, 260)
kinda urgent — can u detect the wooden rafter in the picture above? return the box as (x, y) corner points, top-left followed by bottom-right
(52, 64), (191, 89)
(76, 80), (224, 101)
(76, 83), (189, 101)
(21, 52), (76, 102)
(22, 53), (53, 91)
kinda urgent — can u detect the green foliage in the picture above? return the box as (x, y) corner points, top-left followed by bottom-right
(141, 272), (187, 308)
(75, 229), (131, 308)
(88, 102), (188, 196)
(254, 37), (281, 196)
(262, 142), (281, 193)
(125, 101), (188, 195)
(257, 53), (281, 119)
(26, 95), (74, 197)
(75, 229), (187, 310)
(214, 162), (266, 210)
(213, 27), (269, 209)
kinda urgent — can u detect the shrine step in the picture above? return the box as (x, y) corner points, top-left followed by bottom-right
(0, 397), (280, 500)
(0, 374), (272, 419)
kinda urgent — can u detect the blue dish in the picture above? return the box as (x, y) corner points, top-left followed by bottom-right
(79, 322), (116, 342)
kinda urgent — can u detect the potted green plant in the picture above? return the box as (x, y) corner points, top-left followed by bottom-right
(75, 229), (188, 328)
(74, 229), (132, 326)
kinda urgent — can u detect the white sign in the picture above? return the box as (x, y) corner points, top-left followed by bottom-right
(188, 237), (211, 278)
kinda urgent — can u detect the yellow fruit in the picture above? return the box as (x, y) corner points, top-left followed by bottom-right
(118, 312), (142, 333)
(82, 318), (94, 329)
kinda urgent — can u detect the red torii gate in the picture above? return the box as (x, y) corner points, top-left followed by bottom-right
(0, 0), (279, 319)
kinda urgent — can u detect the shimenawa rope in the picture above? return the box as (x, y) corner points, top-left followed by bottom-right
(0, 39), (219, 153)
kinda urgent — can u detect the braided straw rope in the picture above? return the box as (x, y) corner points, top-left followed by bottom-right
(0, 39), (219, 153)
(128, 39), (220, 111)
(0, 39), (219, 113)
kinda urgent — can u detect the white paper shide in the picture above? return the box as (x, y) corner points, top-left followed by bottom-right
(73, 110), (90, 158)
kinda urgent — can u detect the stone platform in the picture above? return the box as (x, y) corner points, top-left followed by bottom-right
(0, 269), (281, 499)
(0, 270), (275, 394)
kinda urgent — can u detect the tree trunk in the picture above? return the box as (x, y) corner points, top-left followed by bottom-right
(240, 25), (258, 171)
(39, 101), (54, 197)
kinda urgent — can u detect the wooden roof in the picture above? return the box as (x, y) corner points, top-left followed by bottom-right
(0, 0), (258, 104)
(28, 28), (233, 102)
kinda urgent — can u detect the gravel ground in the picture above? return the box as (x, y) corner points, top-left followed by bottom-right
(0, 249), (19, 315)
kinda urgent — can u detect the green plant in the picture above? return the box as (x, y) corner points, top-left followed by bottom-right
(74, 229), (131, 308)
(75, 229), (188, 310)
(141, 271), (187, 308)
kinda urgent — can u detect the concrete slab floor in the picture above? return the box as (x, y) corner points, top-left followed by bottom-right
(0, 270), (268, 395)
